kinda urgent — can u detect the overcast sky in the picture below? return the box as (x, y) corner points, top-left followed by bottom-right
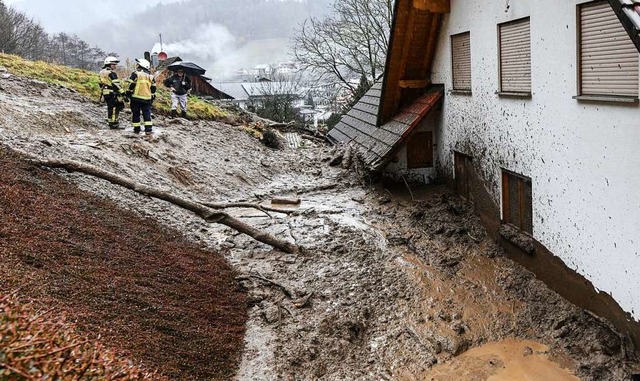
(5, 0), (326, 79)
(6, 0), (184, 33)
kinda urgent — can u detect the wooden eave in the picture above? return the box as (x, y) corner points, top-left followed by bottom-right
(378, 0), (450, 126)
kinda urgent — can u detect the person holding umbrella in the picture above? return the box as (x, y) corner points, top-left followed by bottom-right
(163, 67), (191, 118)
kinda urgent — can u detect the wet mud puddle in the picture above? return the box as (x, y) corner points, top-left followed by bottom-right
(422, 339), (580, 381)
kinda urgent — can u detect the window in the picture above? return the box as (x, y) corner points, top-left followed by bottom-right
(407, 131), (433, 169)
(498, 18), (531, 96)
(577, 1), (639, 100)
(501, 170), (533, 234)
(451, 32), (471, 92)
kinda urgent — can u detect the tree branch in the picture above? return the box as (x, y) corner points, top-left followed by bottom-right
(30, 158), (298, 254)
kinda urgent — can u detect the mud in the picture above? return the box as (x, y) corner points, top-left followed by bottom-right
(1, 73), (639, 380)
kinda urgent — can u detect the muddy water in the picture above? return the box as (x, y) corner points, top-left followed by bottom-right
(422, 339), (580, 381)
(237, 183), (578, 381)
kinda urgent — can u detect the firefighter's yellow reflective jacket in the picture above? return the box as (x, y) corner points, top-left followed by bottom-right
(128, 70), (156, 102)
(98, 67), (123, 96)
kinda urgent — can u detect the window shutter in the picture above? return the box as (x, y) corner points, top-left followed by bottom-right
(452, 32), (471, 91)
(580, 1), (639, 97)
(499, 18), (531, 93)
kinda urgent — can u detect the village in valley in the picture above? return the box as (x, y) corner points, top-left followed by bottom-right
(1, 0), (640, 380)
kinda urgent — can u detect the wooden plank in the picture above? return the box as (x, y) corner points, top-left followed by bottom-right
(380, 0), (414, 125)
(398, 79), (431, 88)
(502, 172), (510, 223)
(413, 0), (450, 13)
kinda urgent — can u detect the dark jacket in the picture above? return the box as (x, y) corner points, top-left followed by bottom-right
(163, 73), (191, 96)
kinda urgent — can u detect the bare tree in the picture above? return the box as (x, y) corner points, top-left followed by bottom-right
(292, 0), (393, 97)
(0, 2), (104, 70)
(248, 73), (305, 124)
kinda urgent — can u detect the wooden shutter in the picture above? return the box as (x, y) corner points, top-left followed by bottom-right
(580, 1), (639, 97)
(502, 170), (533, 234)
(499, 18), (531, 93)
(452, 32), (471, 91)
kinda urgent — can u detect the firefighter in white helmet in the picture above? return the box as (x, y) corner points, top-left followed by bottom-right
(98, 56), (125, 129)
(127, 58), (156, 135)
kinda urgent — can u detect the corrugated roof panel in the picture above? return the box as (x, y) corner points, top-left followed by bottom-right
(380, 120), (410, 135)
(210, 82), (249, 100)
(340, 116), (377, 138)
(349, 109), (379, 127)
(359, 95), (384, 106)
(328, 128), (350, 144)
(392, 111), (419, 126)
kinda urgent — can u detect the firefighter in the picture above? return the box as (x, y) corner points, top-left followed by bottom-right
(98, 56), (125, 129)
(127, 58), (156, 135)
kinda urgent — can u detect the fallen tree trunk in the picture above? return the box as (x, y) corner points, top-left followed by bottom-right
(200, 201), (298, 215)
(271, 197), (301, 205)
(29, 158), (298, 254)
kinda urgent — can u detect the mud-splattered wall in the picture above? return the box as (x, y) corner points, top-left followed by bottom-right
(430, 0), (640, 320)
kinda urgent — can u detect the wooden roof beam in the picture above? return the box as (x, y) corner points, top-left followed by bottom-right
(413, 0), (450, 13)
(398, 79), (431, 88)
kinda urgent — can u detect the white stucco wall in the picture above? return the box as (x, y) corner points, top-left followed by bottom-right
(431, 0), (640, 319)
(383, 111), (439, 183)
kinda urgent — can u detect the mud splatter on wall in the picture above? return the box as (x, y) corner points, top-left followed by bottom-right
(430, 0), (640, 320)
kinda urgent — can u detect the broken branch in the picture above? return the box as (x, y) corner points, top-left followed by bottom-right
(200, 201), (297, 216)
(271, 197), (301, 205)
(30, 158), (298, 254)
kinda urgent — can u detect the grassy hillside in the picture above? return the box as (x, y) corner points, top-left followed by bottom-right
(0, 53), (227, 120)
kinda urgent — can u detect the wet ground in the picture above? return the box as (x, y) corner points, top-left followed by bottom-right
(1, 74), (639, 380)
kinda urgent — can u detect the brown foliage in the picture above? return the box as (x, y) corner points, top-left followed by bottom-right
(0, 293), (163, 380)
(0, 146), (248, 380)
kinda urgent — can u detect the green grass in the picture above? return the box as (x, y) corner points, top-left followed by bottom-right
(0, 53), (227, 120)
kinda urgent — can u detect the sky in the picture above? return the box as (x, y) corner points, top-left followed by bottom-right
(6, 0), (185, 33)
(5, 0), (326, 79)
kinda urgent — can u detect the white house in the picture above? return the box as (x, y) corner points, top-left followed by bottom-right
(329, 0), (640, 345)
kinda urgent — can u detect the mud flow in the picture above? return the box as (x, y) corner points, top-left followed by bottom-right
(0, 74), (638, 380)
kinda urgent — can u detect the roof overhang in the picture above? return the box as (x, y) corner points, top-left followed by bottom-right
(378, 0), (450, 126)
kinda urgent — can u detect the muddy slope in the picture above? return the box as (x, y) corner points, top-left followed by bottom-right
(0, 73), (639, 380)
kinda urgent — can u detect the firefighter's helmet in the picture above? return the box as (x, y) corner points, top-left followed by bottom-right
(135, 58), (151, 71)
(104, 56), (119, 66)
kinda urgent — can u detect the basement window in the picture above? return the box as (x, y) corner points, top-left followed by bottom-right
(501, 170), (533, 234)
(498, 17), (531, 97)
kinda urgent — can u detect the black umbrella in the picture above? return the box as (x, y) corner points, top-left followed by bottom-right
(167, 61), (206, 76)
